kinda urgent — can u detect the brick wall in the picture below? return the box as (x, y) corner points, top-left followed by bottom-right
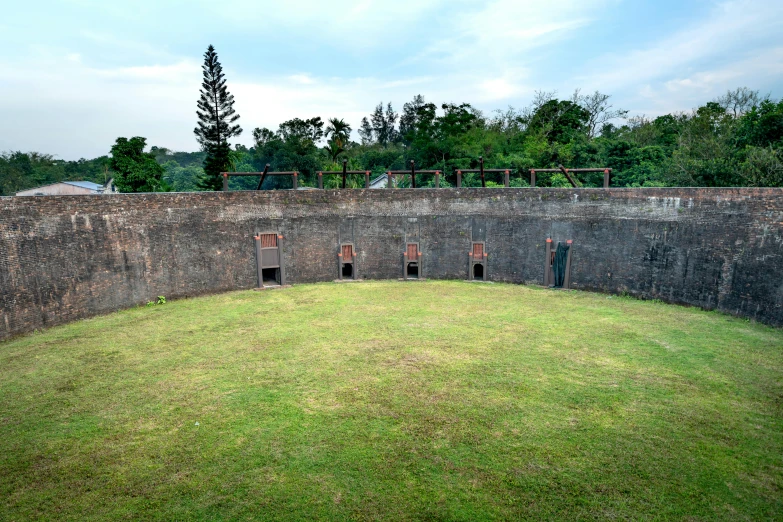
(2, 187), (782, 339)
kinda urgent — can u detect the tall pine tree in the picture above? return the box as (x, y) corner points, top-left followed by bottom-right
(194, 45), (242, 191)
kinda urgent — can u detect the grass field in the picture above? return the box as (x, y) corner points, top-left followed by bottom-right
(1, 281), (782, 520)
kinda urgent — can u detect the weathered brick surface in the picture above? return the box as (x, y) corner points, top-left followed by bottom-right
(1, 187), (782, 339)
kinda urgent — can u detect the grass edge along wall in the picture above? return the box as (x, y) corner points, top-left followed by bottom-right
(1, 187), (782, 339)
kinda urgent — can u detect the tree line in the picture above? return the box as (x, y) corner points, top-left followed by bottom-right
(242, 86), (783, 190)
(2, 45), (781, 195)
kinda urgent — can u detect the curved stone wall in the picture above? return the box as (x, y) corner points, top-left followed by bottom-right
(2, 187), (782, 339)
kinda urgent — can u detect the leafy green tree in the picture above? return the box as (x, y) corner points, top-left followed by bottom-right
(732, 98), (783, 187)
(278, 117), (324, 143)
(400, 95), (431, 144)
(716, 87), (762, 118)
(161, 161), (204, 192)
(325, 118), (351, 145)
(351, 147), (405, 174)
(663, 102), (739, 186)
(369, 102), (399, 145)
(194, 45), (242, 191)
(0, 152), (113, 195)
(325, 118), (352, 162)
(13, 84), (783, 192)
(739, 146), (783, 186)
(358, 117), (374, 144)
(734, 99), (783, 148)
(0, 152), (34, 195)
(434, 103), (484, 180)
(573, 90), (628, 137)
(527, 99), (590, 144)
(251, 118), (326, 188)
(109, 137), (165, 193)
(603, 142), (667, 186)
(399, 95), (438, 157)
(150, 148), (207, 168)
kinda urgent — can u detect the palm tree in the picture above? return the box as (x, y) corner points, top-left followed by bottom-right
(325, 118), (352, 162)
(325, 140), (344, 164)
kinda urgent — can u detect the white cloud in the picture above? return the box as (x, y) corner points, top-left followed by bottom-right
(1, 0), (781, 158)
(479, 77), (521, 101)
(0, 54), (203, 157)
(576, 1), (783, 93)
(198, 0), (450, 47)
(663, 47), (783, 94)
(231, 75), (432, 142)
(79, 30), (176, 59)
(0, 49), (430, 157)
(92, 60), (202, 83)
(625, 46), (783, 115)
(411, 0), (608, 68)
(394, 0), (611, 108)
(288, 74), (316, 85)
(548, 0), (783, 119)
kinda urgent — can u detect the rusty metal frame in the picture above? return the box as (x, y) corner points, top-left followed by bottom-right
(468, 241), (487, 281)
(403, 242), (422, 279)
(455, 156), (518, 187)
(224, 160), (611, 191)
(544, 238), (573, 289)
(338, 242), (357, 280)
(318, 160), (372, 189)
(386, 161), (441, 188)
(530, 167), (613, 188)
(456, 168), (514, 187)
(222, 170), (298, 191)
(318, 171), (372, 189)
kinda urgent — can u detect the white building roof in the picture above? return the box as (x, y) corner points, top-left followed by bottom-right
(62, 181), (104, 191)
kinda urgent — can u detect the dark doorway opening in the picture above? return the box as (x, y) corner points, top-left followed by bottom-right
(407, 262), (419, 279)
(262, 268), (279, 286)
(473, 263), (484, 279)
(342, 263), (354, 279)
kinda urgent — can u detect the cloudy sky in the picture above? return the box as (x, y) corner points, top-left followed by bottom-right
(2, 0), (782, 160)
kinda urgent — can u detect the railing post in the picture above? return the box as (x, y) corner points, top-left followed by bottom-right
(435, 171), (440, 188)
(222, 172), (229, 192)
(342, 160), (347, 189)
(387, 171), (392, 188)
(504, 170), (509, 187)
(457, 170), (462, 188)
(278, 234), (286, 286)
(338, 251), (343, 279)
(530, 169), (536, 188)
(292, 172), (298, 190)
(479, 156), (485, 187)
(254, 235), (263, 288)
(318, 171), (323, 189)
(365, 171), (370, 189)
(410, 160), (416, 189)
(544, 238), (552, 286)
(563, 240), (573, 289)
(603, 169), (610, 188)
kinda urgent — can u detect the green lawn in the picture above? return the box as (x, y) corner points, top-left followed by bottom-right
(1, 281), (782, 520)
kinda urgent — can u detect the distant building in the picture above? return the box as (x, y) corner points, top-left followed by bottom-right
(16, 180), (116, 197)
(369, 174), (388, 189)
